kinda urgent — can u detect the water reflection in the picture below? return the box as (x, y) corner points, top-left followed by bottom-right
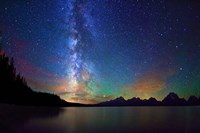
(1, 105), (200, 133)
(0, 104), (63, 133)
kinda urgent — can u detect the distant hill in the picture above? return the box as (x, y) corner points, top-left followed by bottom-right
(188, 96), (199, 105)
(162, 92), (187, 106)
(98, 93), (200, 106)
(0, 49), (80, 107)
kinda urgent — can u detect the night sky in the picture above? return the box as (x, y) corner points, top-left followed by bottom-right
(0, 0), (200, 104)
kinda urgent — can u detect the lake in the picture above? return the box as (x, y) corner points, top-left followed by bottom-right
(0, 104), (200, 133)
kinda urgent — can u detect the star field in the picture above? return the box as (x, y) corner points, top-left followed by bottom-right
(0, 0), (200, 103)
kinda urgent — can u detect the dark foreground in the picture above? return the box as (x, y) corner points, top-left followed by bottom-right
(0, 104), (200, 133)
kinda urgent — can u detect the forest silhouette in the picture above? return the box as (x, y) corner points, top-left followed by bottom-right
(0, 40), (82, 106)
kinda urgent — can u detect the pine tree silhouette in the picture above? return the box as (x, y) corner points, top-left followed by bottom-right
(0, 41), (70, 106)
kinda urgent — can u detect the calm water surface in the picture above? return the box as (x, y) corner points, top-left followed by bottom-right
(0, 105), (200, 133)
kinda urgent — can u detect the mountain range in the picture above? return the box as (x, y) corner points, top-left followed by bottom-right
(98, 92), (200, 106)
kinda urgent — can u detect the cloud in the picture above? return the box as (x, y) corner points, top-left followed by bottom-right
(12, 57), (63, 92)
(61, 92), (115, 104)
(133, 72), (166, 92)
(95, 83), (101, 88)
(26, 77), (49, 91)
(15, 57), (58, 78)
(11, 37), (31, 54)
(67, 96), (99, 104)
(56, 80), (113, 104)
(122, 68), (175, 93)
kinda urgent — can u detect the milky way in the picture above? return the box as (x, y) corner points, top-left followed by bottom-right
(64, 0), (98, 102)
(67, 1), (91, 90)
